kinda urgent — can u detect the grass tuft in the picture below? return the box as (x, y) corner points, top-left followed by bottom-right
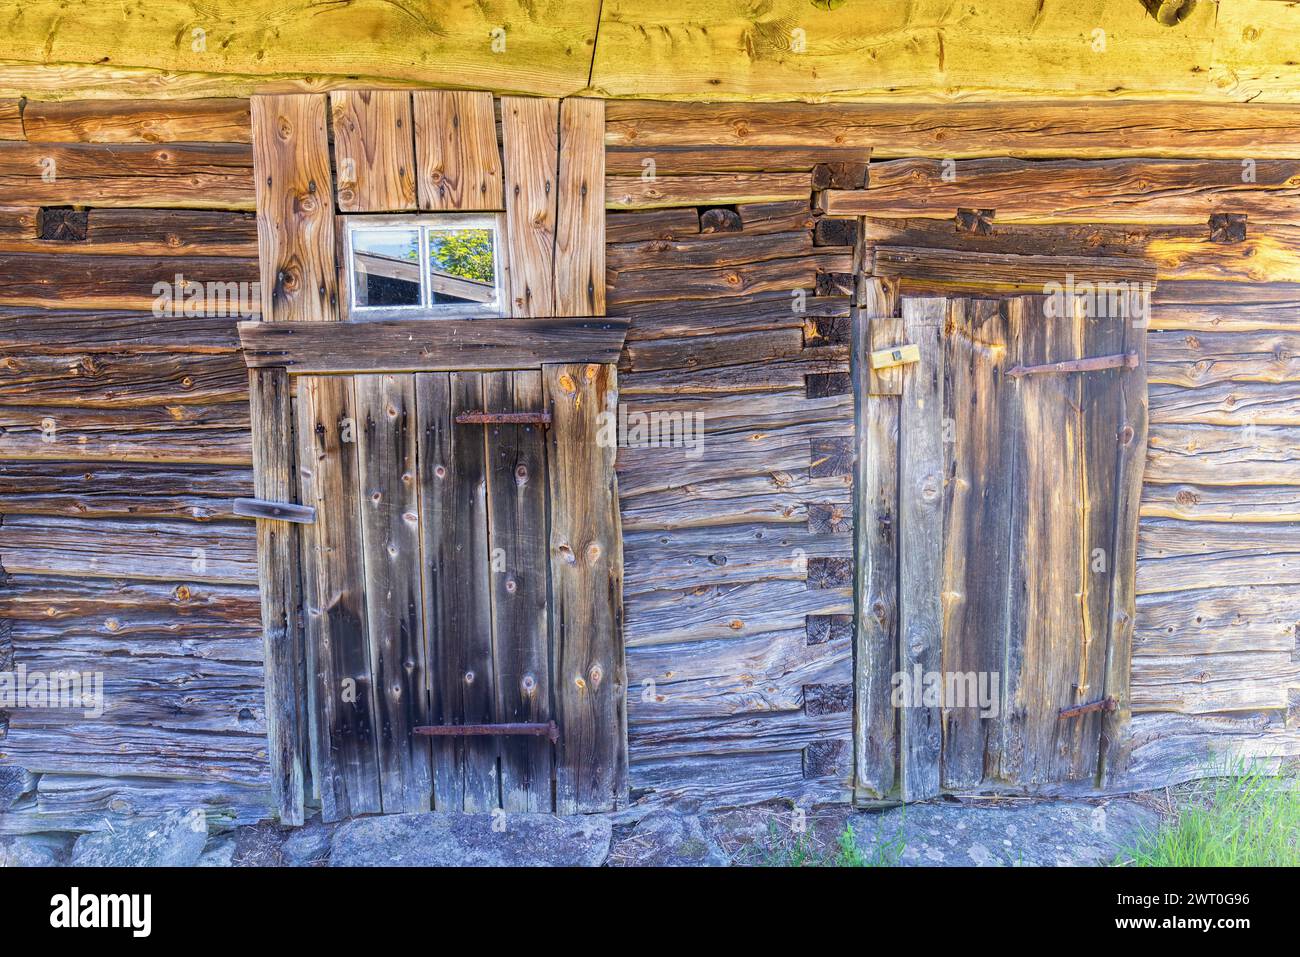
(1115, 766), (1300, 867)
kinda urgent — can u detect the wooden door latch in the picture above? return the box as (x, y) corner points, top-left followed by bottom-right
(233, 497), (316, 524)
(869, 343), (921, 371)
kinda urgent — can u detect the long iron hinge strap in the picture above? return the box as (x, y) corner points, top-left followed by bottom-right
(454, 411), (552, 426)
(1006, 352), (1139, 379)
(414, 721), (560, 744)
(1058, 696), (1118, 719)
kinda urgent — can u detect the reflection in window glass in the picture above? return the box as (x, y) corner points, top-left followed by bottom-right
(427, 228), (497, 306)
(352, 228), (420, 307)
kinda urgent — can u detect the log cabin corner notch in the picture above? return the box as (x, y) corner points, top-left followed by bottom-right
(245, 91), (625, 823)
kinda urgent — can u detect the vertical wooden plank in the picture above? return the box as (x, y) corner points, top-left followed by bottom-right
(544, 362), (626, 813)
(416, 372), (497, 812)
(414, 372), (458, 809)
(250, 94), (338, 322)
(484, 370), (554, 812)
(939, 299), (1013, 790)
(502, 96), (559, 318)
(296, 374), (382, 820)
(247, 367), (306, 824)
(1071, 300), (1127, 781)
(1002, 294), (1087, 786)
(863, 277), (903, 396)
(1100, 296), (1148, 785)
(554, 97), (605, 317)
(853, 307), (899, 802)
(413, 90), (503, 211)
(330, 90), (417, 212)
(356, 373), (431, 812)
(898, 296), (944, 801)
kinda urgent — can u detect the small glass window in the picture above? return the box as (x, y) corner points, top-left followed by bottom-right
(345, 215), (505, 318)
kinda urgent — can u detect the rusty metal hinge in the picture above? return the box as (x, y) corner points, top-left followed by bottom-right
(1007, 352), (1139, 379)
(454, 411), (552, 426)
(1059, 696), (1117, 719)
(414, 721), (559, 743)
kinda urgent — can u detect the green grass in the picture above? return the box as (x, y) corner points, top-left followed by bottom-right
(752, 817), (906, 867)
(1116, 767), (1300, 867)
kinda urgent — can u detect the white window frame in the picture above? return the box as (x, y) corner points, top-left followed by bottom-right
(343, 212), (507, 320)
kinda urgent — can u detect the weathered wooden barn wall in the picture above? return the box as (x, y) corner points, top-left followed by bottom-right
(610, 100), (1300, 803)
(2, 92), (1299, 829)
(0, 98), (271, 832)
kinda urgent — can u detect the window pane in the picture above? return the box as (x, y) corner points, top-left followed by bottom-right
(352, 228), (420, 307)
(427, 228), (497, 306)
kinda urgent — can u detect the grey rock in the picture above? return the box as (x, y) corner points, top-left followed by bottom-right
(71, 812), (208, 868)
(843, 799), (1163, 867)
(197, 835), (237, 867)
(330, 812), (611, 867)
(0, 833), (73, 867)
(609, 811), (729, 867)
(283, 820), (334, 866)
(0, 767), (37, 810)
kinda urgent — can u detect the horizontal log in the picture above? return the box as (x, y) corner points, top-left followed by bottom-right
(1137, 518), (1300, 559)
(1147, 331), (1300, 386)
(1136, 583), (1300, 656)
(0, 721), (269, 784)
(0, 208), (263, 258)
(0, 573), (261, 642)
(0, 307), (241, 354)
(1144, 423), (1300, 486)
(1136, 547), (1300, 595)
(621, 290), (847, 342)
(626, 577), (851, 647)
(621, 473), (850, 532)
(0, 402), (252, 465)
(604, 101), (1300, 159)
(0, 142), (255, 209)
(607, 228), (815, 273)
(734, 200), (818, 236)
(625, 524), (851, 594)
(0, 252), (259, 310)
(239, 317), (629, 372)
(1131, 651), (1298, 714)
(0, 205), (37, 238)
(863, 217), (1300, 284)
(0, 99), (21, 139)
(606, 172), (811, 209)
(1150, 380), (1300, 426)
(0, 350), (248, 408)
(0, 461), (252, 520)
(606, 145), (867, 175)
(622, 327), (805, 374)
(0, 774), (270, 835)
(0, 516), (257, 584)
(21, 98), (252, 143)
(1139, 483), (1300, 523)
(1125, 711), (1300, 794)
(629, 748), (848, 811)
(1154, 280), (1300, 307)
(607, 251), (852, 306)
(827, 158), (1300, 224)
(606, 207), (701, 244)
(629, 708), (851, 764)
(872, 245), (1157, 290)
(627, 625), (849, 718)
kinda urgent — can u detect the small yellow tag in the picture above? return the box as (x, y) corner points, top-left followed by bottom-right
(868, 343), (921, 371)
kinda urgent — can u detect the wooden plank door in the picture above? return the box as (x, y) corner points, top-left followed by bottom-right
(885, 293), (1145, 796)
(292, 364), (624, 820)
